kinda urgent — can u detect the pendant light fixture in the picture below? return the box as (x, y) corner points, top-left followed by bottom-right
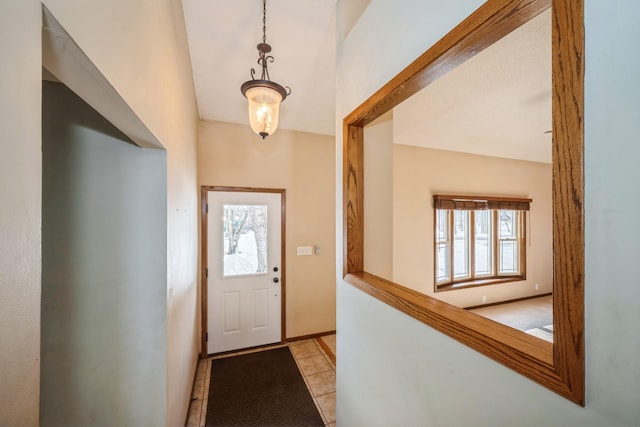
(241, 0), (291, 139)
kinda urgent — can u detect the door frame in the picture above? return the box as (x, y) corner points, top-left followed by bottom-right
(200, 186), (286, 358)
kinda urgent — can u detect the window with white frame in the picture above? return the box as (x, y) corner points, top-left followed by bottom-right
(434, 195), (530, 290)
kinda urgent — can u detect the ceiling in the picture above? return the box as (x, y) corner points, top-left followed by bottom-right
(394, 10), (552, 164)
(182, 2), (550, 163)
(182, 0), (337, 136)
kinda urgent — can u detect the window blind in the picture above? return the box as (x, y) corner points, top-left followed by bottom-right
(433, 195), (531, 211)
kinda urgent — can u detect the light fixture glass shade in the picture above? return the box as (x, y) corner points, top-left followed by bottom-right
(245, 86), (283, 139)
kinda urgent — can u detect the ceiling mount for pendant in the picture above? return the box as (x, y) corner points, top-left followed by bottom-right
(240, 0), (291, 139)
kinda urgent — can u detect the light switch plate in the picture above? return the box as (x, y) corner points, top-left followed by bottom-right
(297, 246), (312, 256)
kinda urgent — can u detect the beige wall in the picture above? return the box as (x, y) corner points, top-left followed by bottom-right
(363, 115), (394, 278)
(0, 1), (42, 425)
(361, 111), (552, 308)
(392, 144), (552, 308)
(0, 0), (199, 425)
(199, 121), (336, 338)
(340, 0), (371, 39)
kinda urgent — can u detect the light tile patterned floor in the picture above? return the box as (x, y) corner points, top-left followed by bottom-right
(186, 336), (336, 427)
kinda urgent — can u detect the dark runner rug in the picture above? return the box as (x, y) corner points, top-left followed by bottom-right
(206, 347), (325, 426)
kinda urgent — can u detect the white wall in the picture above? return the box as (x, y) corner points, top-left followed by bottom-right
(584, 0), (640, 419)
(41, 1), (199, 424)
(336, 0), (640, 426)
(41, 81), (168, 426)
(0, 1), (199, 425)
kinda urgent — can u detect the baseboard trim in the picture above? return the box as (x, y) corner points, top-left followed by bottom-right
(465, 292), (552, 310)
(286, 330), (336, 342)
(316, 336), (336, 365)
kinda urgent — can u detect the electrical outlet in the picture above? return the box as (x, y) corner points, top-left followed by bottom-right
(535, 283), (540, 290)
(314, 245), (321, 255)
(482, 296), (487, 304)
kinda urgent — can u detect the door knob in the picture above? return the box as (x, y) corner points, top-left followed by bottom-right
(273, 277), (279, 283)
(273, 267), (279, 272)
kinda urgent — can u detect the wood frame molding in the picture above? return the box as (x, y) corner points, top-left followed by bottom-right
(200, 186), (287, 358)
(342, 0), (584, 404)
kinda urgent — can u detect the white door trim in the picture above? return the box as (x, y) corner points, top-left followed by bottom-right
(200, 186), (286, 357)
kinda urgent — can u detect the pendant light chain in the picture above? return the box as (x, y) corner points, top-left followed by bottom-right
(262, 0), (267, 44)
(241, 0), (290, 139)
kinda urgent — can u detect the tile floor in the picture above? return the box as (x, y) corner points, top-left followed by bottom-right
(186, 336), (336, 427)
(317, 334), (336, 365)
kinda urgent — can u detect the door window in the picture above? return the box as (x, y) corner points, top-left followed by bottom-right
(223, 204), (268, 276)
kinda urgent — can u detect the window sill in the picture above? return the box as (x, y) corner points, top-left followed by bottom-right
(436, 276), (524, 292)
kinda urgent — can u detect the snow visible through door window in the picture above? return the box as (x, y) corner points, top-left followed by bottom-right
(223, 205), (268, 276)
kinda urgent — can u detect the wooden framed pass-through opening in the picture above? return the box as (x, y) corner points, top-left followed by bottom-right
(343, 0), (584, 404)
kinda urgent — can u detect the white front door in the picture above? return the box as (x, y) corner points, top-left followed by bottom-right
(207, 190), (282, 354)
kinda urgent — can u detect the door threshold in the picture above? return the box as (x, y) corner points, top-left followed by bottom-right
(207, 341), (287, 360)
